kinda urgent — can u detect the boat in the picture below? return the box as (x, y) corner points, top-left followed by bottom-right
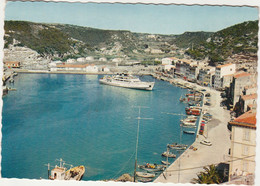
(99, 73), (155, 90)
(161, 160), (170, 165)
(138, 178), (153, 182)
(138, 163), (165, 172)
(49, 159), (85, 181)
(161, 151), (176, 158)
(136, 172), (156, 178)
(167, 143), (187, 150)
(182, 121), (196, 126)
(64, 166), (85, 180)
(183, 130), (195, 134)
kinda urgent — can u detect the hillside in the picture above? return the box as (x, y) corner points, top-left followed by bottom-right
(185, 20), (258, 65)
(4, 20), (258, 64)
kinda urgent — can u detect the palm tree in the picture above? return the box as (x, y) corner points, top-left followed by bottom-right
(191, 164), (221, 184)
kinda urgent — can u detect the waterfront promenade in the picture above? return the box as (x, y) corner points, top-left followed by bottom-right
(154, 86), (231, 183)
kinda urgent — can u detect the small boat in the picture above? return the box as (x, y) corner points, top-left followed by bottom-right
(161, 151), (176, 158)
(138, 163), (165, 172)
(136, 172), (155, 178)
(182, 121), (196, 126)
(64, 166), (85, 180)
(138, 178), (153, 182)
(183, 130), (195, 134)
(161, 160), (170, 165)
(167, 144), (187, 150)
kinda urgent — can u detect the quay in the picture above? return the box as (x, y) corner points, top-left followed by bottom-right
(154, 82), (231, 183)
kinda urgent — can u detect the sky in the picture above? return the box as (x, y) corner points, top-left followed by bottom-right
(4, 1), (259, 35)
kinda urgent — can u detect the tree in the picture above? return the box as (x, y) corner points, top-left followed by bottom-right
(191, 164), (221, 184)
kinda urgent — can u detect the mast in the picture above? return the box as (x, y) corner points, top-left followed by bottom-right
(133, 106), (153, 182)
(48, 163), (50, 179)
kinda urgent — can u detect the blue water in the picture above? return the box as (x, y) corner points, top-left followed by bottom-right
(1, 73), (196, 181)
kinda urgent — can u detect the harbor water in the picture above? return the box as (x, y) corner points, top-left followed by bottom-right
(2, 73), (197, 181)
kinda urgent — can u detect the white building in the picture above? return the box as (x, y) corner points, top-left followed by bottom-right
(77, 57), (86, 63)
(86, 64), (98, 73)
(86, 56), (94, 61)
(51, 63), (98, 73)
(214, 63), (236, 89)
(228, 109), (256, 185)
(66, 58), (76, 63)
(161, 58), (173, 65)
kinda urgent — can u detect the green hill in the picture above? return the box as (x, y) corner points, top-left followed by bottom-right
(185, 20), (258, 64)
(4, 20), (258, 63)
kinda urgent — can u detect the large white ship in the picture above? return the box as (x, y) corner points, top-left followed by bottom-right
(99, 74), (155, 91)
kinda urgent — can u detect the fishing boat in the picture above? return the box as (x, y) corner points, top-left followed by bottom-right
(167, 143), (188, 149)
(48, 159), (85, 181)
(64, 166), (85, 180)
(99, 73), (155, 90)
(136, 172), (156, 178)
(138, 163), (165, 172)
(161, 151), (176, 158)
(183, 130), (195, 134)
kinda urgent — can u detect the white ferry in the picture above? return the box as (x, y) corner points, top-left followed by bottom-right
(99, 73), (155, 90)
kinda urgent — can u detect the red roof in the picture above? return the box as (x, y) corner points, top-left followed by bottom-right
(241, 93), (257, 101)
(234, 72), (251, 78)
(232, 110), (256, 128)
(216, 63), (234, 68)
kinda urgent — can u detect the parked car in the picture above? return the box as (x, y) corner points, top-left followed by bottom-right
(200, 140), (212, 146)
(205, 93), (211, 97)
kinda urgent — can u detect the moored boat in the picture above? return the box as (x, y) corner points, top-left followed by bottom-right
(99, 73), (155, 91)
(64, 166), (85, 180)
(161, 151), (176, 158)
(183, 130), (195, 134)
(48, 159), (85, 181)
(138, 178), (153, 182)
(136, 172), (156, 178)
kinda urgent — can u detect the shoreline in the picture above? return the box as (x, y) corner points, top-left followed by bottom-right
(154, 80), (231, 184)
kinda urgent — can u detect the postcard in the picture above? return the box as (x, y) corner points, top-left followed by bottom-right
(0, 0), (259, 186)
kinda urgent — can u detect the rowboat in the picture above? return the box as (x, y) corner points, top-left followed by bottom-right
(183, 130), (195, 134)
(136, 172), (156, 178)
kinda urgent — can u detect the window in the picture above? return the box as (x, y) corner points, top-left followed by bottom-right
(242, 145), (249, 156)
(243, 129), (251, 141)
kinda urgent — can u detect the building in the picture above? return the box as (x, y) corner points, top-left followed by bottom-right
(228, 109), (256, 185)
(214, 63), (236, 89)
(230, 72), (252, 105)
(161, 58), (173, 65)
(197, 66), (215, 87)
(51, 63), (98, 73)
(4, 61), (20, 68)
(240, 94), (257, 113)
